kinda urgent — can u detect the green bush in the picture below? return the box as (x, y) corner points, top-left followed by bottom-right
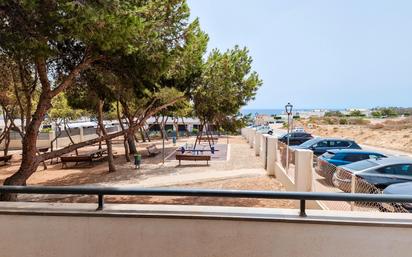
(339, 118), (348, 125)
(41, 128), (53, 133)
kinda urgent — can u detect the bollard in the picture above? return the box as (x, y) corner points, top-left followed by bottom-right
(134, 153), (142, 169)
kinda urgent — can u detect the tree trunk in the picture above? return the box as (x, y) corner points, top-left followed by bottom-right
(64, 119), (78, 155)
(97, 100), (116, 173)
(139, 127), (146, 142)
(173, 118), (179, 139)
(1, 110), (48, 200)
(116, 101), (131, 162)
(128, 134), (137, 154)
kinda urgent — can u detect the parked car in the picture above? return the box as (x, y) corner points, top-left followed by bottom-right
(383, 182), (412, 212)
(316, 149), (386, 179)
(278, 132), (313, 146)
(292, 138), (361, 156)
(256, 125), (273, 135)
(332, 156), (412, 192)
(292, 127), (305, 133)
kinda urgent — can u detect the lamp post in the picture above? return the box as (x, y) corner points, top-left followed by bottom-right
(285, 103), (293, 170)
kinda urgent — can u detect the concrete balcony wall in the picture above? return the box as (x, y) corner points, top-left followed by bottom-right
(0, 203), (411, 257)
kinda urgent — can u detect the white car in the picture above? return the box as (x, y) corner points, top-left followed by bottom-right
(292, 127), (305, 133)
(256, 125), (273, 135)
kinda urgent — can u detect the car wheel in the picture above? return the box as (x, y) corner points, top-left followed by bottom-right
(268, 131), (273, 135)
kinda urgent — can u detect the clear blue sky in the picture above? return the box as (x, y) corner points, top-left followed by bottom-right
(187, 0), (412, 109)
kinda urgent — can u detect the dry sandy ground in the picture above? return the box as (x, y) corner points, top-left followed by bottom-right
(306, 124), (412, 153)
(0, 136), (294, 209)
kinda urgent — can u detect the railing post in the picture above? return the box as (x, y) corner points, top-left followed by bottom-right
(97, 194), (104, 210)
(299, 200), (306, 217)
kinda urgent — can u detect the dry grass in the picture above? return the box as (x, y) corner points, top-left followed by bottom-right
(303, 117), (412, 153)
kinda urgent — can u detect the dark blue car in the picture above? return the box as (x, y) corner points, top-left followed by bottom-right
(319, 149), (386, 166)
(293, 138), (362, 156)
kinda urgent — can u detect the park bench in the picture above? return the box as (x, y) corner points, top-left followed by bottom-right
(146, 144), (161, 157)
(37, 147), (49, 153)
(175, 153), (211, 166)
(60, 155), (94, 168)
(61, 148), (108, 168)
(0, 155), (13, 165)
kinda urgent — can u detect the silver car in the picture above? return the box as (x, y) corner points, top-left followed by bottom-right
(333, 156), (412, 192)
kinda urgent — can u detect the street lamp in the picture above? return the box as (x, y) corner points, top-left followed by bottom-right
(285, 103), (293, 170)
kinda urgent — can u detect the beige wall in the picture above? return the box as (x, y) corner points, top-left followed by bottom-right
(0, 203), (411, 257)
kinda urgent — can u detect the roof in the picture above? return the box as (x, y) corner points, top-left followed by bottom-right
(343, 156), (412, 172)
(367, 156), (412, 166)
(384, 182), (412, 195)
(327, 149), (385, 155)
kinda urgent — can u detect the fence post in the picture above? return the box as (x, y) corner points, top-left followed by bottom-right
(266, 136), (278, 176)
(351, 173), (356, 211)
(254, 132), (261, 156)
(294, 149), (313, 192)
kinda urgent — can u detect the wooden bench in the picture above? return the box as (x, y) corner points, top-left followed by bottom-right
(146, 144), (161, 157)
(0, 155), (12, 165)
(37, 147), (49, 153)
(175, 153), (211, 166)
(61, 155), (94, 168)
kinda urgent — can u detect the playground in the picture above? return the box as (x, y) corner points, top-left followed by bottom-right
(0, 136), (293, 208)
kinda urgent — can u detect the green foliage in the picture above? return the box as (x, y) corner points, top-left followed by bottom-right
(49, 94), (87, 121)
(193, 46), (262, 123)
(325, 111), (343, 117)
(348, 110), (365, 117)
(371, 111), (382, 118)
(379, 108), (398, 117)
(339, 118), (348, 125)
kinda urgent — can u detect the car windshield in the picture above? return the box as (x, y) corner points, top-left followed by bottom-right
(299, 138), (319, 147)
(322, 152), (335, 159)
(343, 160), (379, 171)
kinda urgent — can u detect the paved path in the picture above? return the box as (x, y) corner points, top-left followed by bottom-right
(99, 168), (266, 188)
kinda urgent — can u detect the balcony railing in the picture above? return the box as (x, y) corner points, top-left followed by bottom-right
(0, 186), (411, 216)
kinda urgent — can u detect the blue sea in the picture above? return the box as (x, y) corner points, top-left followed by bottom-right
(240, 108), (344, 116)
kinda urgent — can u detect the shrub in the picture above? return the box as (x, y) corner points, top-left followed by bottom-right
(348, 118), (370, 125)
(339, 118), (348, 125)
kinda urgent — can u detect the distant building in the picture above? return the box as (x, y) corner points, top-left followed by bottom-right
(254, 114), (275, 125)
